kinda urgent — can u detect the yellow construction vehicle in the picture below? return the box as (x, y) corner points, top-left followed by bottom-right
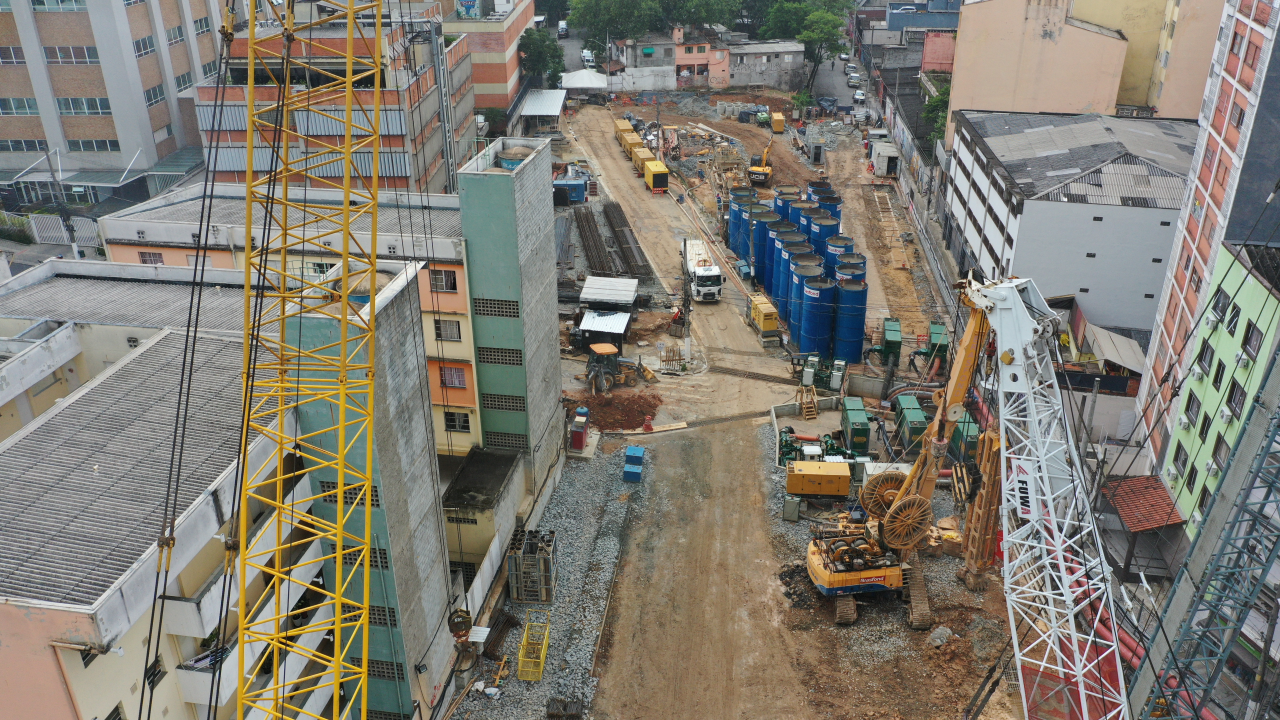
(583, 343), (655, 393)
(807, 291), (990, 627)
(748, 138), (774, 185)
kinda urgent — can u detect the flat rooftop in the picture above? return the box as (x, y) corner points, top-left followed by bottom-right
(0, 264), (246, 331)
(959, 111), (1198, 208)
(442, 448), (522, 511)
(0, 331), (246, 605)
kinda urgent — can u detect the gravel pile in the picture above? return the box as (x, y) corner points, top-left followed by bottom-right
(455, 448), (641, 719)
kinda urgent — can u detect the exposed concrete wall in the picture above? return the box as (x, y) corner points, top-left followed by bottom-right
(615, 66), (677, 92)
(1072, 0), (1168, 106)
(0, 603), (99, 720)
(1149, 0), (1225, 118)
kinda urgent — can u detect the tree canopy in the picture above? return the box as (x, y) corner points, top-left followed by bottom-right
(921, 83), (951, 145)
(518, 28), (566, 87)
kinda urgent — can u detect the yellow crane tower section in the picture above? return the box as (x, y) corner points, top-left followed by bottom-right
(235, 0), (382, 717)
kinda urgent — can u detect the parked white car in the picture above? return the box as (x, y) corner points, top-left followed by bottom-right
(854, 90), (866, 102)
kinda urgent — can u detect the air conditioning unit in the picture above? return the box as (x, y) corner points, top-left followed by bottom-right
(1237, 351), (1252, 370)
(1178, 414), (1192, 430)
(1219, 406), (1235, 425)
(1206, 460), (1220, 477)
(1190, 366), (1206, 382)
(1163, 465), (1179, 480)
(1206, 316), (1220, 333)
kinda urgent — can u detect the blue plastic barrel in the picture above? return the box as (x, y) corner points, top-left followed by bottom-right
(807, 180), (832, 201)
(824, 236), (853, 276)
(835, 262), (867, 283)
(789, 200), (818, 230)
(833, 279), (868, 363)
(809, 217), (840, 260)
(818, 194), (844, 221)
(788, 265), (823, 330)
(751, 211), (779, 282)
(799, 277), (837, 356)
(766, 221), (796, 297)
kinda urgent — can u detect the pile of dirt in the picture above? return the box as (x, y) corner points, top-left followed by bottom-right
(778, 560), (819, 609)
(564, 389), (663, 430)
(627, 311), (671, 343)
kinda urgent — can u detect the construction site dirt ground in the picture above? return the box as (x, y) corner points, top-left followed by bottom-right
(558, 103), (1020, 719)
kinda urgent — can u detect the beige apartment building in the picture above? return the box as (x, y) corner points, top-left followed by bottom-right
(0, 0), (218, 206)
(945, 0), (1224, 147)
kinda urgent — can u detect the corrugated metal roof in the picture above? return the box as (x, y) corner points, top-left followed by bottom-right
(204, 147), (412, 177)
(579, 276), (638, 305)
(579, 309), (630, 333)
(0, 332), (247, 605)
(63, 170), (147, 187)
(519, 89), (567, 117)
(962, 111), (1197, 206)
(0, 276), (245, 330)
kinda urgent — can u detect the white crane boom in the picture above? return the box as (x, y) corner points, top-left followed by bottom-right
(971, 278), (1130, 720)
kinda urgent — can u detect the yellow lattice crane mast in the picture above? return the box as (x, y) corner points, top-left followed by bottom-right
(234, 0), (382, 716)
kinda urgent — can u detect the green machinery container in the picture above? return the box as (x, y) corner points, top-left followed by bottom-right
(894, 394), (928, 452)
(950, 410), (980, 463)
(882, 317), (902, 363)
(928, 321), (948, 362)
(841, 396), (870, 453)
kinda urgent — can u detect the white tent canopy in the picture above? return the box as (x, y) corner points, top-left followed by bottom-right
(560, 69), (609, 91)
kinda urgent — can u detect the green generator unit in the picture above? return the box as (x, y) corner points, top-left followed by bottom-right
(882, 317), (902, 364)
(841, 396), (870, 453)
(894, 395), (929, 452)
(928, 321), (949, 364)
(950, 410), (980, 463)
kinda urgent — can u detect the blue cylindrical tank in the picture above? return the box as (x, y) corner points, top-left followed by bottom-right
(729, 188), (753, 256)
(766, 221), (796, 297)
(773, 192), (793, 217)
(774, 240), (810, 315)
(789, 200), (818, 229)
(818, 194), (844, 221)
(774, 184), (802, 196)
(799, 277), (837, 357)
(809, 217), (839, 260)
(810, 187), (837, 203)
(788, 265), (823, 330)
(741, 203), (768, 259)
(835, 262), (867, 283)
(824, 235), (853, 276)
(798, 205), (827, 239)
(752, 211), (779, 283)
(833, 279), (869, 364)
(807, 180), (832, 201)
(837, 251), (866, 268)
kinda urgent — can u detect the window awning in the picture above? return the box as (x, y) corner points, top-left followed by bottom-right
(62, 170), (147, 187)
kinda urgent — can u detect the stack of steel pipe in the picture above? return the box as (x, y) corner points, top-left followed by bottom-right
(574, 206), (615, 275)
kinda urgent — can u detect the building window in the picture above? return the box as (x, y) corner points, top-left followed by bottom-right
(1199, 412), (1211, 441)
(440, 366), (466, 388)
(318, 480), (381, 507)
(1228, 379), (1246, 417)
(103, 704), (125, 720)
(350, 658), (406, 682)
(342, 547), (390, 569)
(1210, 287), (1230, 318)
(144, 656), (167, 690)
(0, 46), (24, 64)
(165, 25), (185, 45)
(1230, 103), (1247, 128)
(1226, 304), (1241, 335)
(443, 411), (470, 432)
(138, 252), (164, 265)
(193, 16), (211, 34)
(201, 59), (219, 77)
(1245, 41), (1261, 69)
(44, 46), (98, 64)
(1185, 390), (1201, 421)
(0, 139), (47, 152)
(447, 515), (478, 524)
(1190, 268), (1202, 293)
(697, 45), (706, 52)
(0, 98), (39, 115)
(123, 0), (144, 5)
(0, 0), (9, 10)
(1213, 434), (1230, 470)
(481, 393), (526, 412)
(133, 35), (156, 57)
(484, 430), (528, 450)
(684, 46), (693, 54)
(477, 346), (523, 366)
(32, 0), (86, 9)
(1244, 320), (1263, 359)
(143, 84), (165, 107)
(472, 298), (519, 317)
(663, 47), (673, 57)
(449, 561), (477, 586)
(434, 318), (462, 341)
(1212, 360), (1226, 390)
(175, 72), (193, 91)
(428, 268), (457, 292)
(57, 97), (110, 115)
(67, 139), (119, 152)
(1231, 31), (1245, 55)
(1173, 442), (1188, 473)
